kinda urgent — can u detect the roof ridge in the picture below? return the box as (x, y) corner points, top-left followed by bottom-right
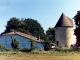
(2, 31), (42, 42)
(15, 32), (42, 42)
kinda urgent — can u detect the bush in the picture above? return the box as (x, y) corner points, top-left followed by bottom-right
(44, 42), (50, 50)
(11, 38), (19, 49)
(0, 44), (6, 51)
(30, 40), (35, 50)
(20, 48), (31, 52)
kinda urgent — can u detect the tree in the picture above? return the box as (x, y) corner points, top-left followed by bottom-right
(43, 36), (51, 50)
(11, 38), (19, 49)
(46, 27), (55, 43)
(5, 17), (22, 33)
(43, 27), (55, 50)
(22, 18), (45, 39)
(30, 40), (35, 50)
(4, 18), (46, 40)
(74, 11), (80, 47)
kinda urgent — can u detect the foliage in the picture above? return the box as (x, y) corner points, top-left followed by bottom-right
(43, 27), (55, 50)
(44, 42), (50, 50)
(0, 44), (6, 51)
(3, 17), (45, 40)
(30, 40), (35, 50)
(11, 38), (19, 49)
(0, 47), (80, 55)
(21, 18), (45, 39)
(73, 11), (80, 47)
(20, 48), (31, 52)
(46, 27), (55, 43)
(43, 36), (51, 50)
(5, 17), (22, 33)
(25, 48), (80, 54)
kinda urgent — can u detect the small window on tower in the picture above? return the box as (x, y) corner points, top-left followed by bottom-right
(56, 41), (59, 46)
(57, 28), (58, 30)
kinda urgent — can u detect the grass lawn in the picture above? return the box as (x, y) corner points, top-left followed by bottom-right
(0, 51), (80, 60)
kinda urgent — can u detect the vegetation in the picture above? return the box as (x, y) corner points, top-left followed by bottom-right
(43, 27), (55, 50)
(1, 17), (55, 46)
(4, 17), (21, 33)
(11, 38), (19, 49)
(46, 27), (55, 42)
(0, 47), (79, 54)
(0, 47), (80, 60)
(30, 40), (35, 50)
(3, 17), (45, 40)
(74, 11), (80, 47)
(0, 44), (6, 51)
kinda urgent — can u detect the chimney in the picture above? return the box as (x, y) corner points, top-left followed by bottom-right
(37, 35), (40, 41)
(10, 29), (15, 32)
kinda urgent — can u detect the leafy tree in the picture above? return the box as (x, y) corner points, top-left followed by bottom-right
(22, 18), (45, 39)
(4, 18), (46, 40)
(5, 17), (22, 33)
(43, 36), (51, 50)
(46, 27), (55, 43)
(74, 11), (80, 47)
(11, 38), (19, 49)
(43, 27), (55, 50)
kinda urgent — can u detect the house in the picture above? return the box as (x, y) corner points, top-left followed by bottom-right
(0, 31), (44, 49)
(55, 13), (76, 48)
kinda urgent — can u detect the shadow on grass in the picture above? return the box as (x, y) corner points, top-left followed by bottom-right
(20, 48), (33, 53)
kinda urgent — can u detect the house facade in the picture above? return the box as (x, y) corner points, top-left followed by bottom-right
(0, 32), (44, 49)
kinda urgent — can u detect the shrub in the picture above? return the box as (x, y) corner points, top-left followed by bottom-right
(30, 40), (35, 50)
(44, 42), (50, 50)
(20, 48), (31, 52)
(0, 44), (6, 51)
(11, 38), (19, 49)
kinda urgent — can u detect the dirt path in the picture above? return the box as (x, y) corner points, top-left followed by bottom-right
(0, 54), (79, 60)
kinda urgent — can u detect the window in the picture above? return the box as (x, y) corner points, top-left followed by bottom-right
(56, 41), (59, 46)
(11, 36), (12, 38)
(56, 28), (58, 30)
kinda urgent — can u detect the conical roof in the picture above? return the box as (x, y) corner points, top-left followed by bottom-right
(55, 13), (73, 27)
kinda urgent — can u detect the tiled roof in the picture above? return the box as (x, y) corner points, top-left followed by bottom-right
(55, 13), (73, 27)
(2, 32), (42, 42)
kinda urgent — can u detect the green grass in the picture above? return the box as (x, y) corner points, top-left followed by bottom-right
(0, 48), (79, 54)
(0, 48), (80, 60)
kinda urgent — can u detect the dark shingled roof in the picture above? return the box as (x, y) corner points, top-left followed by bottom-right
(55, 13), (73, 27)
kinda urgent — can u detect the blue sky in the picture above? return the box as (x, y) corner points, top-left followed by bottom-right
(0, 0), (80, 33)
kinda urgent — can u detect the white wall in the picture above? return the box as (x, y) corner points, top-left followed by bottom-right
(55, 27), (76, 48)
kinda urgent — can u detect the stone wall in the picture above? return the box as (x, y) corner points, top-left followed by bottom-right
(55, 27), (76, 48)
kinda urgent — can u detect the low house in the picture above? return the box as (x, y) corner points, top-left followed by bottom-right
(0, 31), (44, 49)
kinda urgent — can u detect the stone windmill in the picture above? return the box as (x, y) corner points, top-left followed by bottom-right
(55, 13), (76, 48)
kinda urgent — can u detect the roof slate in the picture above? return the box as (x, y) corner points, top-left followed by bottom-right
(55, 13), (73, 27)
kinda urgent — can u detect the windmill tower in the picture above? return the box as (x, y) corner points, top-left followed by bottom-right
(55, 13), (76, 48)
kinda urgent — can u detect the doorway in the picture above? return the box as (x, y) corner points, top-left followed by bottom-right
(56, 41), (59, 46)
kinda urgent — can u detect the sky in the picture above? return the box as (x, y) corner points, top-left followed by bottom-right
(0, 0), (80, 33)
